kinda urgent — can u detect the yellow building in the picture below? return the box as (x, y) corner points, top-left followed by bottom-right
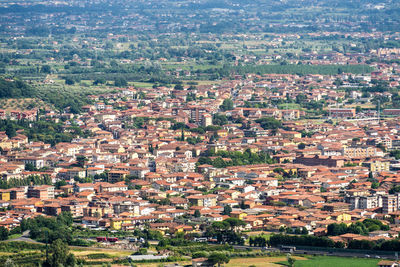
(0, 190), (10, 201)
(248, 146), (259, 153)
(280, 130), (302, 140)
(187, 194), (217, 207)
(230, 211), (247, 220)
(0, 140), (12, 150)
(60, 185), (74, 195)
(282, 166), (297, 175)
(362, 160), (390, 173)
(83, 206), (112, 218)
(110, 218), (134, 230)
(216, 130), (228, 138)
(331, 212), (351, 222)
(343, 146), (379, 158)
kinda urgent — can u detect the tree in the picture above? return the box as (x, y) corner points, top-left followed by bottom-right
(390, 185), (400, 194)
(4, 259), (17, 267)
(208, 252), (230, 267)
(192, 251), (208, 258)
(5, 123), (16, 138)
(0, 226), (9, 240)
(287, 254), (296, 267)
(297, 143), (306, 149)
(194, 210), (201, 218)
(57, 211), (73, 227)
(44, 239), (76, 267)
(213, 113), (228, 126)
(0, 78), (35, 99)
(65, 78), (75, 85)
(390, 150), (400, 160)
(368, 171), (374, 180)
(348, 239), (375, 250)
(55, 180), (67, 189)
(76, 155), (87, 168)
(174, 84), (184, 90)
(41, 65), (52, 74)
(26, 214), (74, 244)
(65, 253), (76, 267)
(224, 218), (246, 231)
(25, 163), (37, 171)
(255, 117), (282, 130)
(223, 205), (232, 216)
(295, 94), (307, 104)
(93, 78), (106, 85)
(114, 77), (128, 87)
(220, 99), (234, 111)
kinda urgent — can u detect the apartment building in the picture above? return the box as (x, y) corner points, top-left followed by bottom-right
(27, 185), (55, 200)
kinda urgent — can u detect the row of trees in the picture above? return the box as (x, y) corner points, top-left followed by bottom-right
(348, 239), (400, 251)
(249, 235), (268, 247)
(269, 233), (400, 252)
(327, 220), (389, 236)
(198, 149), (276, 168)
(204, 218), (246, 245)
(269, 234), (344, 248)
(0, 175), (51, 189)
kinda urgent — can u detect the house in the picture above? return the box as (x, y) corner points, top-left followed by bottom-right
(60, 185), (74, 195)
(187, 194), (217, 207)
(192, 258), (213, 267)
(230, 210), (247, 220)
(58, 168), (86, 179)
(377, 261), (399, 267)
(75, 183), (95, 192)
(27, 185), (54, 199)
(294, 155), (344, 168)
(108, 170), (129, 183)
(0, 189), (10, 201)
(329, 108), (356, 118)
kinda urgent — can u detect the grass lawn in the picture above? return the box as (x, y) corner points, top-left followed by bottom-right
(276, 256), (380, 267)
(246, 231), (273, 236)
(7, 233), (22, 240)
(130, 81), (154, 88)
(278, 103), (301, 109)
(71, 247), (134, 257)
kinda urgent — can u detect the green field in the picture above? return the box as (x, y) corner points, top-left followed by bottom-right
(277, 256), (380, 267)
(130, 81), (155, 88)
(7, 233), (22, 240)
(278, 103), (301, 109)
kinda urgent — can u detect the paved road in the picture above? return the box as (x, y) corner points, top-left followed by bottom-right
(3, 230), (41, 244)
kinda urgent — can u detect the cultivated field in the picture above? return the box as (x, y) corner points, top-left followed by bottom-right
(276, 256), (381, 267)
